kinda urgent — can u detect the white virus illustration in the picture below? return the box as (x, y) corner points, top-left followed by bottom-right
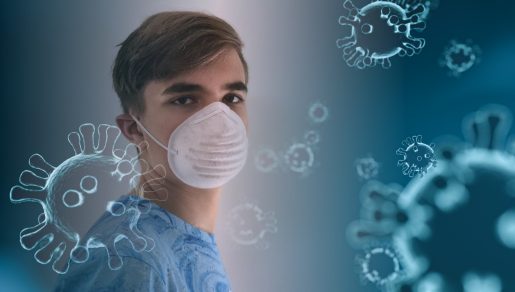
(303, 129), (321, 146)
(396, 135), (437, 178)
(440, 39), (481, 77)
(254, 148), (280, 173)
(358, 246), (404, 288)
(355, 155), (381, 180)
(308, 101), (330, 124)
(394, 0), (439, 20)
(336, 0), (426, 69)
(10, 124), (164, 274)
(226, 203), (278, 249)
(283, 142), (315, 176)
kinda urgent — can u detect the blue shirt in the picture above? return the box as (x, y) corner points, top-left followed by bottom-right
(54, 195), (232, 292)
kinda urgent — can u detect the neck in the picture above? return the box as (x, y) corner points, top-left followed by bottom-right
(134, 172), (222, 235)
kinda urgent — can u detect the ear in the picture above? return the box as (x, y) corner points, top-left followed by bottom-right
(116, 113), (144, 145)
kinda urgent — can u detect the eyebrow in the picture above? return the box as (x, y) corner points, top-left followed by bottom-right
(161, 81), (248, 95)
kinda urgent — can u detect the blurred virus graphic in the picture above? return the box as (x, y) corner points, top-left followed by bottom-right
(255, 101), (328, 177)
(358, 246), (404, 287)
(308, 101), (330, 124)
(355, 155), (381, 180)
(10, 124), (164, 274)
(336, 0), (426, 69)
(254, 147), (280, 173)
(394, 0), (440, 20)
(283, 142), (316, 176)
(440, 40), (481, 77)
(348, 105), (515, 291)
(396, 135), (437, 178)
(303, 129), (321, 146)
(225, 203), (278, 249)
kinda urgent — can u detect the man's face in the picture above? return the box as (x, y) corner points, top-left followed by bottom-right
(136, 47), (248, 187)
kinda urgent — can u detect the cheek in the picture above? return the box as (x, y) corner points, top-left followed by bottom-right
(243, 116), (249, 132)
(233, 107), (249, 129)
(154, 114), (184, 142)
(144, 142), (169, 170)
(141, 123), (179, 168)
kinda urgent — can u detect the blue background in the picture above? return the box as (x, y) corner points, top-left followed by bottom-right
(2, 0), (515, 291)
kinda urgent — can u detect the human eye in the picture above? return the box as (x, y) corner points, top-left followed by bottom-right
(223, 93), (245, 104)
(171, 96), (195, 105)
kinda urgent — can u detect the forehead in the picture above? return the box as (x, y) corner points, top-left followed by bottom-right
(176, 48), (246, 83)
(143, 48), (246, 99)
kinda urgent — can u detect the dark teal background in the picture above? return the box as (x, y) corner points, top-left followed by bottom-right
(2, 0), (515, 291)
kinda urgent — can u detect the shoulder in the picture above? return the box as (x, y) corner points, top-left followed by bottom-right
(54, 196), (183, 291)
(54, 251), (169, 292)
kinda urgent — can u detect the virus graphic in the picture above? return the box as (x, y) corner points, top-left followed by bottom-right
(336, 0), (426, 69)
(394, 0), (439, 20)
(308, 101), (330, 124)
(226, 203), (278, 249)
(254, 148), (280, 173)
(10, 124), (163, 274)
(283, 142), (315, 176)
(303, 129), (321, 146)
(257, 101), (326, 177)
(347, 181), (406, 250)
(355, 155), (381, 180)
(396, 135), (437, 178)
(357, 246), (404, 289)
(440, 39), (481, 77)
(348, 105), (515, 291)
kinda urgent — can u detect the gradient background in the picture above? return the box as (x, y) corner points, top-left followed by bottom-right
(2, 0), (515, 291)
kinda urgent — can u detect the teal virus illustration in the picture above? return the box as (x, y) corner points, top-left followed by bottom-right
(440, 39), (481, 77)
(283, 142), (315, 176)
(308, 101), (330, 124)
(358, 246), (404, 288)
(254, 148), (280, 173)
(226, 203), (278, 250)
(258, 101), (326, 177)
(10, 124), (163, 274)
(355, 155), (381, 180)
(394, 0), (439, 20)
(348, 105), (515, 291)
(303, 129), (321, 146)
(336, 0), (426, 69)
(396, 135), (437, 178)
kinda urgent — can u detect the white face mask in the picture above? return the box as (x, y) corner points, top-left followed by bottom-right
(131, 102), (248, 189)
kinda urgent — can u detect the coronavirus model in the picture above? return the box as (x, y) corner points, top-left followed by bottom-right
(440, 39), (481, 77)
(10, 124), (163, 274)
(396, 135), (437, 178)
(348, 105), (515, 291)
(226, 203), (278, 249)
(283, 142), (316, 176)
(304, 129), (321, 146)
(308, 101), (330, 124)
(355, 155), (381, 180)
(358, 246), (403, 287)
(336, 0), (426, 69)
(254, 148), (280, 173)
(394, 0), (439, 20)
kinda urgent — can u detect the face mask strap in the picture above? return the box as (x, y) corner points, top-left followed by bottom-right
(129, 114), (178, 155)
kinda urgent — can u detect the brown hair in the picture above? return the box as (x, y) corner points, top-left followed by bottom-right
(112, 11), (248, 114)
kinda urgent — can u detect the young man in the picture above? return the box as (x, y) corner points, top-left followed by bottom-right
(55, 11), (249, 291)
